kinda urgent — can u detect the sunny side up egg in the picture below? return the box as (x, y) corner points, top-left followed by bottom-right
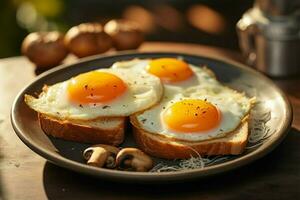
(137, 86), (253, 141)
(113, 58), (254, 141)
(25, 67), (163, 120)
(112, 58), (217, 91)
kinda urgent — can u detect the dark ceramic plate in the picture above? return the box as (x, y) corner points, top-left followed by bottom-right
(11, 52), (292, 183)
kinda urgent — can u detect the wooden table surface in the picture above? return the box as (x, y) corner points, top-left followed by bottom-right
(0, 42), (299, 200)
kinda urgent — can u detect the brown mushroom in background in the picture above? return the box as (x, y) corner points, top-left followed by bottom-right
(104, 19), (144, 50)
(83, 144), (120, 168)
(65, 23), (112, 58)
(21, 31), (68, 69)
(116, 148), (153, 172)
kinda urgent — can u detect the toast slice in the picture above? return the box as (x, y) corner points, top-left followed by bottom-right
(38, 113), (125, 145)
(130, 115), (249, 159)
(25, 85), (126, 145)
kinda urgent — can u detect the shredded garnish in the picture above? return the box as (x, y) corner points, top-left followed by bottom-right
(247, 101), (273, 147)
(150, 100), (274, 173)
(150, 155), (231, 173)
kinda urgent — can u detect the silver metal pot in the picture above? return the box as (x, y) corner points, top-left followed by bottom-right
(237, 0), (300, 77)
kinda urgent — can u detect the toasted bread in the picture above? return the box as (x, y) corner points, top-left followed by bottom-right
(130, 115), (249, 159)
(38, 113), (125, 145)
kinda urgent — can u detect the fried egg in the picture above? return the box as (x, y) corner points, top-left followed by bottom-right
(113, 58), (253, 141)
(136, 85), (253, 141)
(112, 58), (218, 90)
(25, 67), (163, 120)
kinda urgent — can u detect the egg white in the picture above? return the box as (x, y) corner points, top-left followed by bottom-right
(25, 67), (163, 120)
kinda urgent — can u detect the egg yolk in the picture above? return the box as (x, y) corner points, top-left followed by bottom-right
(68, 71), (127, 104)
(162, 99), (220, 133)
(148, 58), (193, 83)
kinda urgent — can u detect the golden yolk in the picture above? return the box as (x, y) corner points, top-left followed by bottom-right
(67, 71), (127, 104)
(148, 58), (193, 83)
(163, 99), (220, 132)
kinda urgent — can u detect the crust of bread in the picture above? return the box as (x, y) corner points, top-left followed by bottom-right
(38, 113), (125, 146)
(130, 115), (249, 159)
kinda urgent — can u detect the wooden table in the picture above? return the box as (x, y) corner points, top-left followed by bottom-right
(0, 42), (299, 200)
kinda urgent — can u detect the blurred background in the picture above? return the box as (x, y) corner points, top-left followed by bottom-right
(0, 0), (253, 58)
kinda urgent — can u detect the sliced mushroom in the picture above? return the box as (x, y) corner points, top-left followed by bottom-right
(116, 148), (153, 172)
(83, 144), (119, 168)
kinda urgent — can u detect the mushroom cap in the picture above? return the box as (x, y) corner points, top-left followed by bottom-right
(22, 31), (68, 68)
(65, 23), (112, 57)
(83, 144), (120, 169)
(83, 146), (109, 167)
(104, 19), (144, 50)
(116, 148), (153, 172)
